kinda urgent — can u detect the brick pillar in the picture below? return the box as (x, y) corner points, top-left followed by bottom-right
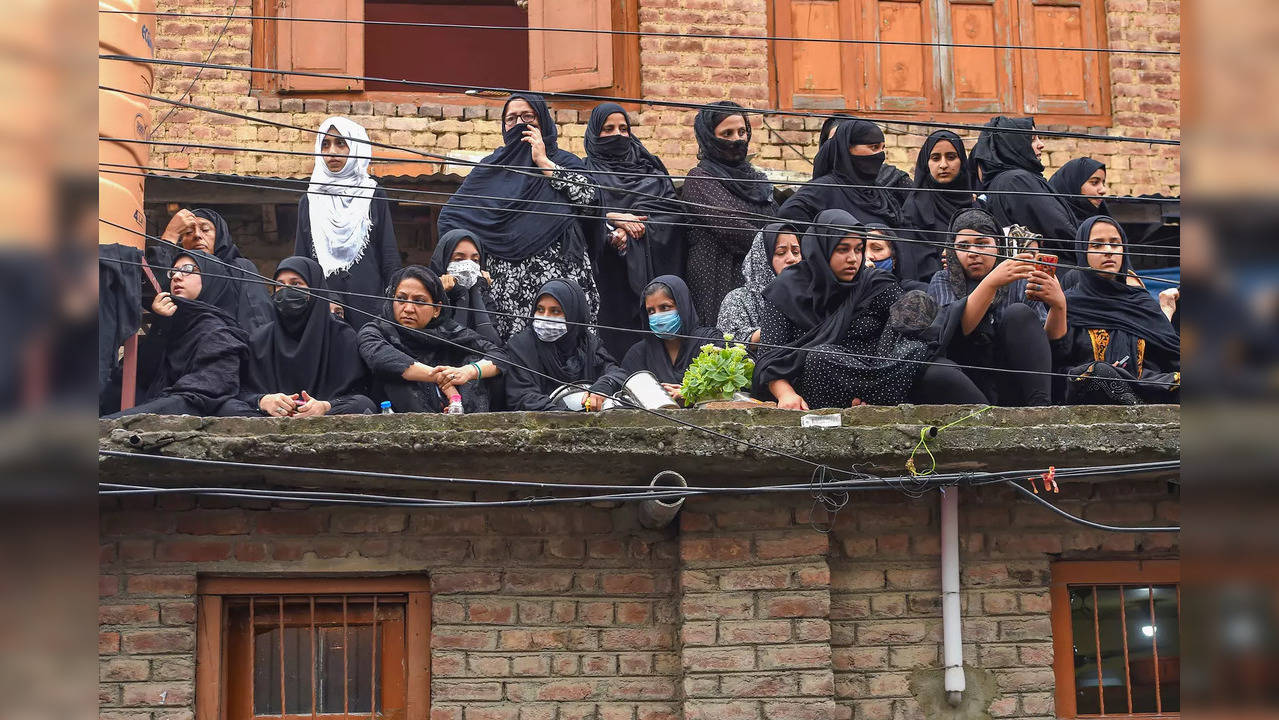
(677, 499), (836, 720)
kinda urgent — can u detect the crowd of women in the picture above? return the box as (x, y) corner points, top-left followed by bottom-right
(100, 93), (1180, 418)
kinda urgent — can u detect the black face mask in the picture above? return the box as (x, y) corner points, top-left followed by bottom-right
(715, 139), (749, 164)
(503, 122), (536, 147)
(849, 151), (886, 180)
(272, 285), (313, 319)
(594, 133), (630, 157)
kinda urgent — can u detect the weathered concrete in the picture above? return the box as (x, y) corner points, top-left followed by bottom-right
(99, 405), (1179, 488)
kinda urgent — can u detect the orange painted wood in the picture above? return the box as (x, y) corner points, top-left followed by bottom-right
(861, 0), (940, 111)
(939, 0), (1015, 112)
(1017, 0), (1106, 115)
(195, 595), (224, 720)
(200, 576), (430, 596)
(777, 0), (857, 110)
(404, 592), (430, 720)
(276, 0), (364, 93)
(528, 0), (614, 92)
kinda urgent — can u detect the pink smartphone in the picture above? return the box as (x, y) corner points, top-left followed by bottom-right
(1035, 253), (1058, 277)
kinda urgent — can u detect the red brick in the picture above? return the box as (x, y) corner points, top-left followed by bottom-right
(122, 629), (194, 654)
(719, 567), (791, 591)
(683, 647), (756, 672)
(684, 701), (759, 720)
(467, 599), (516, 624)
(504, 571), (573, 593)
(234, 541), (267, 562)
(432, 630), (498, 651)
(537, 682), (595, 701)
(254, 512), (327, 535)
(175, 510), (249, 535)
(467, 707), (519, 720)
(681, 537), (751, 563)
(100, 631), (120, 655)
(720, 619), (792, 644)
(617, 602), (651, 624)
(331, 510), (407, 534)
(101, 658), (150, 681)
(600, 627), (672, 650)
(433, 571), (502, 594)
(100, 603), (159, 625)
(156, 539), (232, 563)
(160, 601), (196, 625)
(126, 575), (196, 597)
(121, 683), (193, 706)
(602, 572), (657, 594)
(762, 593), (829, 618)
(761, 701), (836, 720)
(758, 644), (830, 670)
(756, 534), (829, 560)
(716, 508), (792, 530)
(100, 575), (120, 597)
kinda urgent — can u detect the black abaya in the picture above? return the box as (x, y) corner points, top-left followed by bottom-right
(429, 229), (502, 346)
(779, 120), (903, 230)
(620, 275), (722, 385)
(900, 130), (975, 282)
(296, 187), (401, 330)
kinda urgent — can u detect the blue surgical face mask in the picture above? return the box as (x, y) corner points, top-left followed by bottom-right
(872, 257), (895, 273)
(648, 310), (683, 339)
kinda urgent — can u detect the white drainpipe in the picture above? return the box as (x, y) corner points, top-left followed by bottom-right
(941, 485), (965, 706)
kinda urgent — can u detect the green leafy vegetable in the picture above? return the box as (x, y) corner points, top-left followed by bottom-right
(679, 333), (755, 405)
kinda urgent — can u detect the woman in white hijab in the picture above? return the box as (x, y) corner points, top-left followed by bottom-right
(295, 117), (402, 329)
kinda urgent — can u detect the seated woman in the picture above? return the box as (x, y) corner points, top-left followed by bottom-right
(926, 209), (1064, 407)
(430, 229), (501, 345)
(621, 275), (723, 404)
(899, 130), (975, 282)
(105, 249), (248, 417)
(217, 257), (376, 417)
(717, 223), (802, 347)
(1057, 216), (1180, 404)
(358, 266), (503, 413)
(863, 224), (928, 292)
(498, 278), (626, 411)
(753, 209), (986, 409)
(779, 120), (903, 231)
(1048, 157), (1109, 225)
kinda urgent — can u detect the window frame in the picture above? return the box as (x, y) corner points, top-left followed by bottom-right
(766, 0), (1114, 126)
(248, 0), (642, 110)
(1049, 560), (1180, 720)
(195, 576), (431, 720)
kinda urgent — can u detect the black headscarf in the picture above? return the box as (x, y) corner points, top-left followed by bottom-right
(502, 278), (608, 385)
(429, 228), (500, 343)
(1064, 216), (1179, 357)
(584, 103), (674, 198)
(372, 265), (485, 360)
(806, 120), (901, 225)
(971, 116), (1043, 180)
(191, 209), (245, 262)
(1049, 157), (1108, 224)
(629, 275), (722, 384)
(242, 256), (366, 398)
(756, 209), (896, 384)
(692, 101), (774, 206)
(436, 93), (587, 263)
(903, 130), (975, 233)
(172, 249), (240, 322)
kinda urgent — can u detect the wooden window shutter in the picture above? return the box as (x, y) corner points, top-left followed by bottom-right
(528, 0), (614, 92)
(276, 0), (364, 93)
(774, 0), (860, 110)
(858, 0), (941, 111)
(1016, 0), (1104, 114)
(936, 0), (1015, 112)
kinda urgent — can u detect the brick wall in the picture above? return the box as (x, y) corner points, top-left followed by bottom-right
(144, 0), (1179, 197)
(100, 479), (1178, 720)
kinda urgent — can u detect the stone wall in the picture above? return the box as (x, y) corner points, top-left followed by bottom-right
(145, 0), (1180, 196)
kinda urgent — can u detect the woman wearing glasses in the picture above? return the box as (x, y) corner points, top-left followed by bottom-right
(437, 93), (602, 341)
(104, 250), (248, 417)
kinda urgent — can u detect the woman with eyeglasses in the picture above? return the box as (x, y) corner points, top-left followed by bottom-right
(437, 94), (602, 343)
(295, 117), (402, 331)
(103, 250), (248, 417)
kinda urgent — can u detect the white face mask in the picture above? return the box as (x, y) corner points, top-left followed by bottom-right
(446, 259), (482, 289)
(532, 316), (568, 342)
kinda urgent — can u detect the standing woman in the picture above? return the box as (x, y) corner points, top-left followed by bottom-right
(429, 228), (501, 346)
(680, 100), (778, 323)
(582, 101), (685, 359)
(970, 116), (1078, 261)
(1048, 157), (1109, 225)
(220, 257), (376, 417)
(717, 222), (802, 346)
(296, 117), (401, 330)
(779, 120), (903, 230)
(900, 130), (975, 282)
(621, 275), (723, 404)
(437, 93), (601, 341)
(752, 209), (985, 409)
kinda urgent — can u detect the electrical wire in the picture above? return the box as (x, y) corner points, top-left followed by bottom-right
(1004, 480), (1178, 532)
(100, 9), (1180, 57)
(100, 55), (1181, 146)
(148, 0), (240, 136)
(97, 226), (1183, 388)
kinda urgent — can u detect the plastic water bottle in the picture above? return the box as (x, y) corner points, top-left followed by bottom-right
(445, 395), (464, 415)
(380, 401), (393, 415)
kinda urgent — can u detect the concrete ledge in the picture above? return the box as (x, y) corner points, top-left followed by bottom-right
(99, 406), (1179, 488)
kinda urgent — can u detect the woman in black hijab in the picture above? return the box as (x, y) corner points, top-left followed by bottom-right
(1048, 157), (1109, 225)
(815, 115), (912, 198)
(970, 116), (1079, 261)
(925, 209), (1063, 406)
(780, 120), (903, 230)
(900, 130), (975, 281)
(752, 209), (985, 409)
(150, 207), (273, 332)
(680, 101), (778, 323)
(429, 228), (501, 345)
(583, 102), (685, 359)
(105, 249), (248, 417)
(497, 278), (626, 411)
(218, 257), (375, 417)
(1056, 216), (1180, 404)
(621, 275), (723, 404)
(437, 93), (601, 341)
(357, 265), (503, 413)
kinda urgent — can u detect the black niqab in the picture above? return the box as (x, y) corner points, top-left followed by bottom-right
(243, 256), (366, 398)
(1048, 157), (1108, 223)
(1064, 217), (1179, 357)
(436, 93), (587, 263)
(692, 101), (774, 206)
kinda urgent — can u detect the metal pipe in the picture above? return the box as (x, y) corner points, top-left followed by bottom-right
(637, 471), (688, 529)
(941, 486), (965, 706)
